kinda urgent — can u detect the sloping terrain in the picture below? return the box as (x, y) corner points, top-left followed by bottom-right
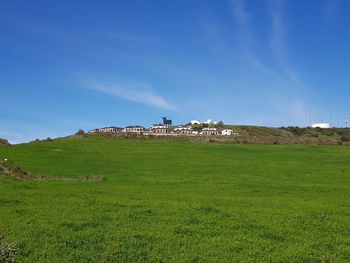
(87, 126), (350, 145)
(0, 137), (350, 262)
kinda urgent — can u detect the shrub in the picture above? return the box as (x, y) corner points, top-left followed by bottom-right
(273, 139), (280, 145)
(0, 139), (10, 146)
(287, 126), (306, 136)
(314, 127), (323, 133)
(340, 135), (350, 142)
(217, 121), (224, 128)
(323, 129), (336, 136)
(337, 130), (344, 136)
(75, 129), (85, 136)
(192, 124), (203, 131)
(0, 234), (16, 263)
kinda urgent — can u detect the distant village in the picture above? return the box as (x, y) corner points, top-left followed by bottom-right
(88, 117), (239, 136)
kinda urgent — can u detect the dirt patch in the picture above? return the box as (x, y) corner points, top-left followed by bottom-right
(0, 234), (17, 263)
(0, 160), (104, 182)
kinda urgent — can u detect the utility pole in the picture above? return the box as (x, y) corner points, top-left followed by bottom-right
(309, 109), (312, 127)
(345, 114), (349, 128)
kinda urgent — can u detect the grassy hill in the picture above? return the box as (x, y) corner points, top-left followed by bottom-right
(0, 137), (350, 262)
(86, 126), (350, 145)
(221, 126), (350, 145)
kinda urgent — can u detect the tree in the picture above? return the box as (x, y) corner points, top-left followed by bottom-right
(217, 121), (224, 128)
(75, 129), (85, 136)
(341, 135), (350, 142)
(192, 124), (203, 131)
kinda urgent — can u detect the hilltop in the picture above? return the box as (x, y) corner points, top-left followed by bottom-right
(78, 125), (350, 146)
(223, 125), (350, 145)
(3, 125), (348, 146)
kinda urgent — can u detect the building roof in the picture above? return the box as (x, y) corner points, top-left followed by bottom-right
(202, 127), (217, 131)
(311, 123), (331, 129)
(100, 126), (123, 129)
(151, 125), (168, 129)
(125, 125), (145, 129)
(174, 126), (192, 131)
(89, 127), (123, 132)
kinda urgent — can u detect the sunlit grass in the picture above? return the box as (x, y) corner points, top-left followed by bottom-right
(0, 138), (349, 262)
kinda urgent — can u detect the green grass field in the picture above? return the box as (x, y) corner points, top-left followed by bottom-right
(0, 137), (350, 262)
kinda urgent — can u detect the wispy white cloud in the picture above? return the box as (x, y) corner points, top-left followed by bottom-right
(82, 80), (175, 110)
(241, 47), (280, 78)
(231, 0), (283, 79)
(271, 0), (287, 58)
(231, 0), (252, 45)
(270, 0), (307, 89)
(231, 0), (267, 71)
(325, 0), (343, 18)
(282, 67), (306, 88)
(232, 0), (307, 89)
(232, 0), (250, 28)
(229, 0), (310, 124)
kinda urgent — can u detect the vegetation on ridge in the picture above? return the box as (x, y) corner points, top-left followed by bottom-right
(0, 139), (10, 146)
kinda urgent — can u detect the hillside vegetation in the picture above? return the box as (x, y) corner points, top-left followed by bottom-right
(0, 137), (350, 262)
(86, 126), (350, 145)
(221, 126), (350, 145)
(0, 139), (10, 147)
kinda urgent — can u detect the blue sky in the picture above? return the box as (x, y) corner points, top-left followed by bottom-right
(1, 0), (349, 143)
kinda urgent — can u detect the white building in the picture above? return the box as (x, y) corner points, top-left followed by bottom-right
(205, 119), (217, 125)
(190, 119), (217, 125)
(123, 126), (145, 133)
(311, 123), (331, 129)
(191, 120), (202, 125)
(200, 127), (218, 135)
(88, 129), (99, 133)
(89, 127), (123, 133)
(221, 129), (239, 136)
(174, 126), (192, 134)
(150, 124), (168, 134)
